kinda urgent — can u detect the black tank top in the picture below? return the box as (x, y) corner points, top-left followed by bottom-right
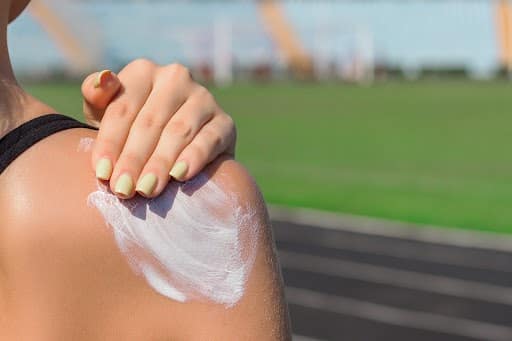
(0, 114), (96, 175)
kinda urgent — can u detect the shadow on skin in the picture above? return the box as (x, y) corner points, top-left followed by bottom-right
(119, 172), (212, 221)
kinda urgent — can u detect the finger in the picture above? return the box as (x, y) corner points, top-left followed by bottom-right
(108, 66), (195, 198)
(82, 70), (121, 127)
(91, 61), (155, 184)
(134, 95), (216, 197)
(171, 113), (236, 183)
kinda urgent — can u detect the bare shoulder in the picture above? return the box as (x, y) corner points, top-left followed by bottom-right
(0, 129), (290, 340)
(197, 157), (291, 340)
(203, 155), (267, 214)
(0, 127), (99, 229)
(0, 127), (110, 277)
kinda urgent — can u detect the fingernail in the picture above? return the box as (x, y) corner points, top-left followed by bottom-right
(95, 158), (113, 180)
(94, 70), (112, 88)
(115, 174), (134, 197)
(136, 173), (158, 196)
(169, 161), (188, 180)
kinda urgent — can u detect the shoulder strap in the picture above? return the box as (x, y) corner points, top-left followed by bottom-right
(0, 114), (96, 175)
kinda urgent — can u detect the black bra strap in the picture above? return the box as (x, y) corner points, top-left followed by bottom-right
(0, 114), (97, 175)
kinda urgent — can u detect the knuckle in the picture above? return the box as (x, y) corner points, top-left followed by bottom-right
(120, 151), (145, 166)
(94, 135), (117, 155)
(137, 114), (166, 131)
(217, 114), (236, 150)
(166, 63), (191, 80)
(106, 101), (132, 120)
(222, 113), (236, 130)
(166, 120), (193, 140)
(195, 86), (215, 104)
(130, 58), (156, 71)
(187, 143), (207, 162)
(204, 130), (223, 149)
(218, 113), (237, 138)
(148, 154), (172, 170)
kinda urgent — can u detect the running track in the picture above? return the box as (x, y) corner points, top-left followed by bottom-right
(269, 207), (512, 341)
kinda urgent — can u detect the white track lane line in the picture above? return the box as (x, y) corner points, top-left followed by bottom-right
(279, 251), (512, 305)
(269, 205), (512, 252)
(276, 229), (512, 273)
(286, 287), (512, 341)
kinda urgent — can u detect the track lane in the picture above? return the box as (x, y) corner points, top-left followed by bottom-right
(272, 218), (512, 341)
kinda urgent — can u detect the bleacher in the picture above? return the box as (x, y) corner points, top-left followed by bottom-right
(7, 1), (503, 79)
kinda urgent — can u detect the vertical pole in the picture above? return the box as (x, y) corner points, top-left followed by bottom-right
(496, 0), (512, 75)
(359, 28), (375, 84)
(28, 0), (97, 74)
(257, 1), (312, 77)
(213, 17), (233, 87)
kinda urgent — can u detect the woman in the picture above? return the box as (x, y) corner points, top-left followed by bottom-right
(0, 0), (291, 339)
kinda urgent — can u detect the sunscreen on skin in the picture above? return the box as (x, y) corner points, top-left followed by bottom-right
(77, 137), (94, 152)
(88, 173), (258, 307)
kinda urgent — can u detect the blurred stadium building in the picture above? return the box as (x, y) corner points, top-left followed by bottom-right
(8, 0), (512, 83)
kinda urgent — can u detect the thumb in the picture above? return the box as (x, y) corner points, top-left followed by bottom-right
(82, 70), (121, 127)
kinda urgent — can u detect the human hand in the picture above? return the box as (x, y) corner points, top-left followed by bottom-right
(81, 59), (236, 199)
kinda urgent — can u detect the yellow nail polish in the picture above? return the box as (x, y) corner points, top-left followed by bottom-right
(169, 161), (188, 180)
(115, 174), (134, 197)
(136, 173), (158, 196)
(95, 158), (113, 180)
(93, 70), (112, 88)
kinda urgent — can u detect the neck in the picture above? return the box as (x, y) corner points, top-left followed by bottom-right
(0, 13), (54, 137)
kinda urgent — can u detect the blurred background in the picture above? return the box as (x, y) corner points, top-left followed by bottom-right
(9, 0), (512, 340)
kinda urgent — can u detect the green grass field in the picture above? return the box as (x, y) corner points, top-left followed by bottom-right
(25, 81), (512, 234)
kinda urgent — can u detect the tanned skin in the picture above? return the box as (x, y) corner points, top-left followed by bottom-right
(0, 0), (291, 339)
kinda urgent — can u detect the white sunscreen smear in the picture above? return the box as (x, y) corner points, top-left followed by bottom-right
(77, 137), (94, 152)
(87, 174), (258, 307)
